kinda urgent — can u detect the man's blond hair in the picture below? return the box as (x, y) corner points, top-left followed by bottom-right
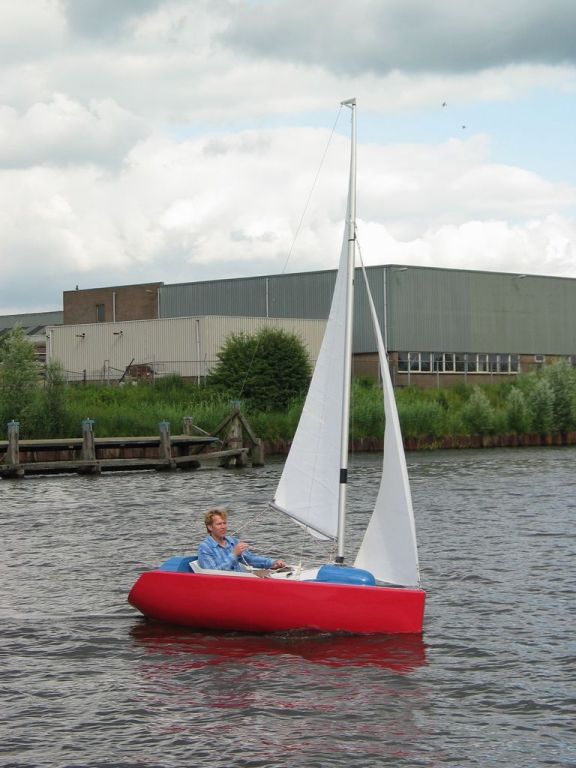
(204, 507), (227, 531)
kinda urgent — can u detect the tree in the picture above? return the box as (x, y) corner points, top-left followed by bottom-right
(0, 326), (40, 435)
(207, 327), (312, 411)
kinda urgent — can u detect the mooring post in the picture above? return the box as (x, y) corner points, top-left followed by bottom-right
(159, 421), (172, 459)
(79, 418), (100, 474)
(7, 420), (20, 464)
(250, 437), (265, 467)
(226, 403), (247, 467)
(81, 419), (96, 461)
(5, 420), (24, 476)
(158, 421), (176, 470)
(182, 416), (193, 435)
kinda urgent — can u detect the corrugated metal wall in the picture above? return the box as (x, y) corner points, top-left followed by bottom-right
(161, 268), (384, 354)
(161, 278), (269, 318)
(266, 272), (335, 319)
(386, 266), (576, 354)
(47, 316), (326, 381)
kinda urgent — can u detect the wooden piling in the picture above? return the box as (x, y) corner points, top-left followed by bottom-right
(182, 416), (194, 435)
(158, 421), (177, 471)
(5, 421), (24, 477)
(222, 410), (247, 467)
(79, 418), (101, 474)
(250, 437), (265, 467)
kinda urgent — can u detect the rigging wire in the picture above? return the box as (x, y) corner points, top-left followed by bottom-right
(277, 104), (344, 276)
(233, 104), (345, 405)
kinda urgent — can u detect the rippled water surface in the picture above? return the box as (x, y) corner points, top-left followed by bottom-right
(1, 448), (575, 767)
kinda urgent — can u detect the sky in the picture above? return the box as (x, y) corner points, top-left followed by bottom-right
(1, 0), (576, 314)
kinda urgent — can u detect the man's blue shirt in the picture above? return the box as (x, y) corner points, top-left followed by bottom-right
(197, 534), (274, 571)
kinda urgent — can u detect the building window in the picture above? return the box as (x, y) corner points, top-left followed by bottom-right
(476, 354), (489, 373)
(398, 352), (409, 372)
(96, 304), (105, 322)
(420, 353), (432, 372)
(397, 352), (519, 375)
(398, 352), (434, 372)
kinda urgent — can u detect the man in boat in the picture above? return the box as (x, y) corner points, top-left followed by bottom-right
(197, 507), (286, 572)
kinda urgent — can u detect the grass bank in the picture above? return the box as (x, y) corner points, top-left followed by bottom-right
(5, 363), (576, 448)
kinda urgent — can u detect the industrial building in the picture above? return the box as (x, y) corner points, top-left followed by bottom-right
(2, 264), (576, 386)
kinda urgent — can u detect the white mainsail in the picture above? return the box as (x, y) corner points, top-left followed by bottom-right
(271, 214), (351, 540)
(353, 266), (421, 587)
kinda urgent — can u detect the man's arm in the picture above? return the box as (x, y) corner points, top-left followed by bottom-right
(240, 550), (274, 569)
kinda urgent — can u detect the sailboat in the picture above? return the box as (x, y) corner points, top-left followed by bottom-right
(128, 99), (426, 634)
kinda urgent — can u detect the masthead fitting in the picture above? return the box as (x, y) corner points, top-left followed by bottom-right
(340, 97), (356, 107)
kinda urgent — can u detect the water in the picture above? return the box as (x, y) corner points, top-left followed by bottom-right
(1, 448), (575, 767)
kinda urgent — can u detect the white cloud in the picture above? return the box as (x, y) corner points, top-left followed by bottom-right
(0, 0), (65, 66)
(1, 124), (575, 311)
(0, 0), (575, 313)
(359, 216), (576, 278)
(223, 0), (576, 74)
(0, 94), (147, 168)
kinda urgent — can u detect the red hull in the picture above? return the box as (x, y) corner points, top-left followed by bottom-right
(128, 571), (425, 634)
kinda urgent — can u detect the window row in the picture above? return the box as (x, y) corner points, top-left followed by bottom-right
(397, 352), (520, 374)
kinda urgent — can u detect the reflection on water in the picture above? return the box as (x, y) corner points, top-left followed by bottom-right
(130, 622), (428, 671)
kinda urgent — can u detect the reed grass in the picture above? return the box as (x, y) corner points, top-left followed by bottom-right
(4, 362), (576, 444)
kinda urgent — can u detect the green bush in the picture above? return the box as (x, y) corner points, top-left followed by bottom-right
(528, 379), (555, 435)
(542, 361), (576, 432)
(505, 387), (530, 434)
(460, 386), (496, 435)
(398, 401), (446, 438)
(207, 328), (312, 412)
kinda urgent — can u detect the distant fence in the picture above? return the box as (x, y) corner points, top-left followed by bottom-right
(60, 360), (220, 384)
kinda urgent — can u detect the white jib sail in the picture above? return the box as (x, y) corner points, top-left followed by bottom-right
(354, 267), (421, 587)
(271, 218), (351, 540)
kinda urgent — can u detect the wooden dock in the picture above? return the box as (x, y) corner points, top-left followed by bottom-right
(0, 411), (264, 478)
